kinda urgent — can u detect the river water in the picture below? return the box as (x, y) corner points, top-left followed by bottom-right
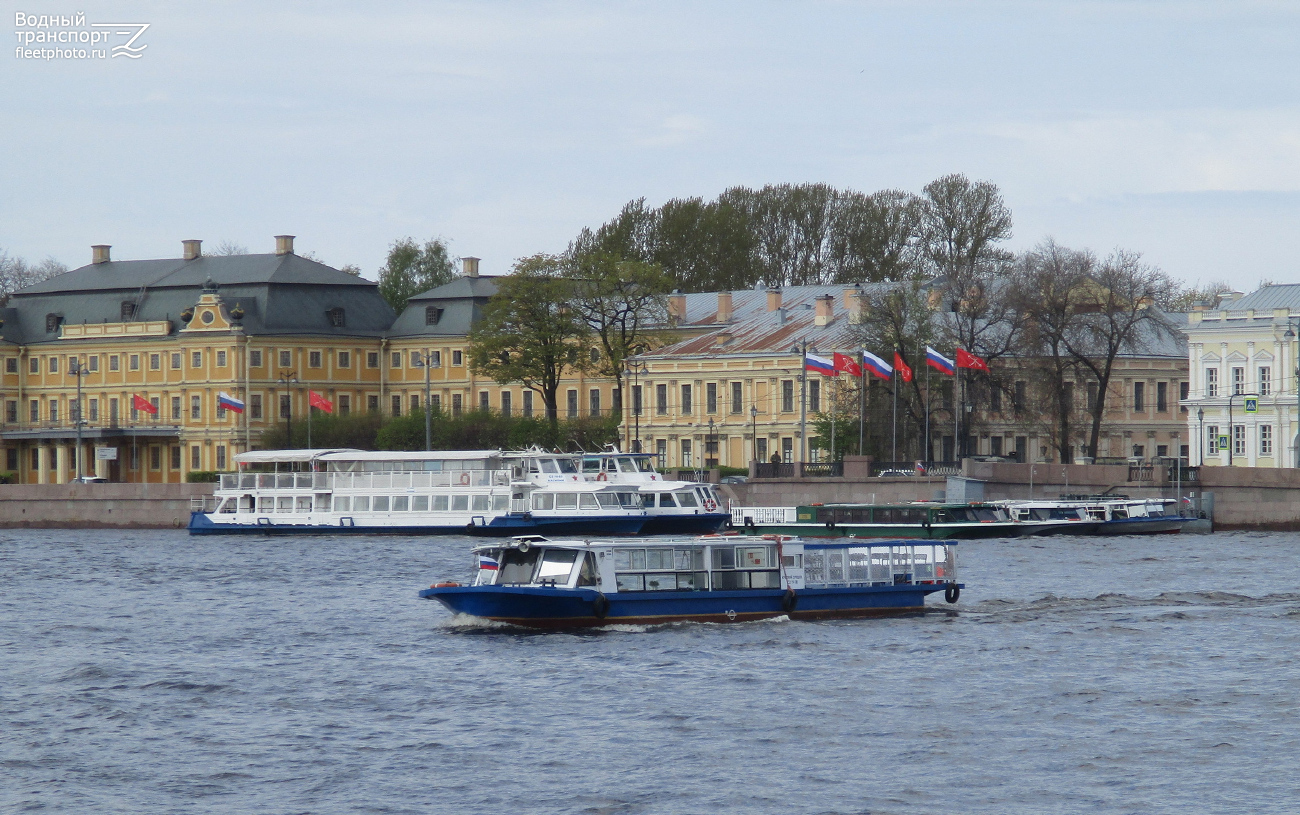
(1, 529), (1297, 814)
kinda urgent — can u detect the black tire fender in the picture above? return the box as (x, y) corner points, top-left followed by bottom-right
(944, 584), (960, 604)
(592, 592), (610, 619)
(781, 588), (798, 613)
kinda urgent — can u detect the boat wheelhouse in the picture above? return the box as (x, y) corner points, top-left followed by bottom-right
(419, 534), (962, 627)
(730, 502), (1024, 539)
(577, 451), (730, 534)
(189, 448), (647, 535)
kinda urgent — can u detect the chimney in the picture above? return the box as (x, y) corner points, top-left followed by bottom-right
(462, 256), (480, 278)
(926, 289), (943, 310)
(844, 286), (864, 323)
(814, 294), (835, 327)
(182, 239), (202, 260)
(766, 287), (782, 312)
(717, 291), (733, 323)
(91, 244), (111, 265)
(668, 291), (687, 323)
(275, 235), (295, 255)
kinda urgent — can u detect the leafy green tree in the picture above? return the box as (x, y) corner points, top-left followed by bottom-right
(375, 407), (620, 451)
(377, 237), (457, 314)
(468, 255), (590, 424)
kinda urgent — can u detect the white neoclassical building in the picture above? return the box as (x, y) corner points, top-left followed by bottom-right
(1183, 285), (1300, 468)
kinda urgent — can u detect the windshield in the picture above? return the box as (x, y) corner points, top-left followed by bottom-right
(536, 549), (577, 583)
(557, 458), (579, 474)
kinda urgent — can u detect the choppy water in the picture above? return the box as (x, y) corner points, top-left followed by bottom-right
(1, 530), (1298, 814)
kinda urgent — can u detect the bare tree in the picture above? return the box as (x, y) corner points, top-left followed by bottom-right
(1062, 250), (1179, 459)
(1, 249), (67, 303)
(210, 240), (249, 256)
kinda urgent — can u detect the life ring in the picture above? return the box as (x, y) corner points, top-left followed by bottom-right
(592, 592), (610, 619)
(944, 584), (960, 603)
(432, 581), (461, 588)
(781, 588), (798, 613)
(596, 472), (607, 481)
(459, 472), (470, 485)
(703, 499), (717, 512)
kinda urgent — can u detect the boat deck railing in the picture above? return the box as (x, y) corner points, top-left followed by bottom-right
(730, 506), (798, 525)
(218, 470), (511, 492)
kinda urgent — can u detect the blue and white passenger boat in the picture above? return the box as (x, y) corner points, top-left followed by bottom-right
(577, 450), (730, 535)
(419, 534), (962, 627)
(188, 448), (647, 536)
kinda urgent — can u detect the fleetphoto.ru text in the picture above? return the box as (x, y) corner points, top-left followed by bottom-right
(14, 12), (148, 60)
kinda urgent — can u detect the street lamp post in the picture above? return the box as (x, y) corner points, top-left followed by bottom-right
(750, 404), (758, 467)
(706, 417), (716, 470)
(791, 340), (811, 465)
(626, 357), (647, 453)
(1197, 407), (1205, 467)
(277, 372), (299, 448)
(1225, 390), (1260, 467)
(1283, 321), (1300, 466)
(412, 350), (440, 451)
(71, 356), (89, 480)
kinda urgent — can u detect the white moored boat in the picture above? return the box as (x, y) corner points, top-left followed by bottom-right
(576, 450), (730, 534)
(188, 448), (647, 536)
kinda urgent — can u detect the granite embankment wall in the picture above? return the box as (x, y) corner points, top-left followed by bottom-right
(719, 458), (1300, 531)
(0, 484), (214, 528)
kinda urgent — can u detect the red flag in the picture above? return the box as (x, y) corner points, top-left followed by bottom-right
(132, 394), (157, 415)
(894, 352), (913, 382)
(833, 352), (862, 377)
(956, 348), (989, 372)
(309, 390), (334, 413)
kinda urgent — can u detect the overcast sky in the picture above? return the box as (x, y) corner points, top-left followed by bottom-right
(4, 1), (1298, 289)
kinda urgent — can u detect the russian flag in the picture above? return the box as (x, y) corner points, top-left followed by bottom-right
(860, 350), (893, 380)
(217, 392), (246, 413)
(925, 346), (955, 375)
(805, 353), (835, 375)
(477, 555), (499, 571)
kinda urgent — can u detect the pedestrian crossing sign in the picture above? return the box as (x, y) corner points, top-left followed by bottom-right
(1245, 398), (1258, 413)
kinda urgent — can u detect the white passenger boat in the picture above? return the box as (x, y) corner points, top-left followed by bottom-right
(997, 497), (1186, 535)
(576, 450), (730, 534)
(188, 448), (647, 536)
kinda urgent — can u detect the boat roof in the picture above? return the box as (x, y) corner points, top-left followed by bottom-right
(236, 448), (362, 464)
(317, 450), (501, 462)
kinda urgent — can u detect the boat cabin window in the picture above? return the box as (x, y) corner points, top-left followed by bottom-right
(582, 458), (603, 474)
(497, 548), (541, 584)
(452, 495), (469, 511)
(676, 491), (699, 508)
(556, 458), (578, 474)
(393, 496), (409, 511)
(472, 495), (490, 511)
(412, 496), (429, 511)
(580, 494), (600, 510)
(535, 549), (578, 585)
(539, 459), (560, 474)
(555, 493), (577, 510)
(433, 495), (449, 511)
(596, 492), (620, 508)
(353, 496), (369, 512)
(613, 546), (707, 592)
(577, 553), (598, 587)
(618, 492), (641, 508)
(533, 493), (555, 510)
(373, 496), (390, 512)
(658, 493), (677, 508)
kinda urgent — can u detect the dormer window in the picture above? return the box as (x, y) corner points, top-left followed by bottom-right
(326, 307), (346, 327)
(45, 313), (62, 333)
(425, 306), (444, 326)
(121, 301), (137, 321)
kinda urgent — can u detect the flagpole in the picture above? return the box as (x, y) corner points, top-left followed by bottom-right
(953, 361), (960, 462)
(924, 349), (930, 463)
(858, 348), (865, 457)
(798, 344), (808, 465)
(308, 401), (313, 450)
(830, 376), (837, 463)
(892, 359), (898, 463)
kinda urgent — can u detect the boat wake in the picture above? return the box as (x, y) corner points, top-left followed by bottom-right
(964, 589), (1300, 620)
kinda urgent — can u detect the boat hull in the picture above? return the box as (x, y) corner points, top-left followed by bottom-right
(420, 582), (960, 628)
(639, 512), (731, 536)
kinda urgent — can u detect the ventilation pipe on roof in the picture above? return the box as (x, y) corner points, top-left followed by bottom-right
(462, 256), (480, 278)
(182, 239), (202, 260)
(275, 235), (295, 255)
(92, 245), (111, 265)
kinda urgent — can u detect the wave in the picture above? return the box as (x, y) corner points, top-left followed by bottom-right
(965, 590), (1300, 616)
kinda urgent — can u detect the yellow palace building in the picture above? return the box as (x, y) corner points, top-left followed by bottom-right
(0, 238), (617, 484)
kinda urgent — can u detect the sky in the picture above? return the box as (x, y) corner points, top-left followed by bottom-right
(3, 1), (1299, 289)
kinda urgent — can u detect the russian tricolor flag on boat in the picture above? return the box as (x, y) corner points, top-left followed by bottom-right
(925, 347), (955, 375)
(217, 392), (245, 413)
(478, 555), (499, 571)
(804, 353), (835, 375)
(860, 350), (893, 380)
